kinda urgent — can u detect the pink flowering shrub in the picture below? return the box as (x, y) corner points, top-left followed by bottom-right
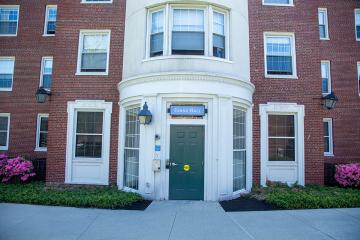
(0, 155), (36, 183)
(335, 164), (360, 188)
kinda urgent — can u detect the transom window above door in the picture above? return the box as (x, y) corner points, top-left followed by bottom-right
(147, 5), (229, 60)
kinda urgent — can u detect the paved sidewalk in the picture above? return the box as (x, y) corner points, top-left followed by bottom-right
(0, 202), (359, 240)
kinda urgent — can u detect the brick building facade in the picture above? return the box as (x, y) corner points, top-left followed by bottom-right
(0, 0), (359, 200)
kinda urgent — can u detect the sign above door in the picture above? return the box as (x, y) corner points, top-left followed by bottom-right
(168, 105), (207, 117)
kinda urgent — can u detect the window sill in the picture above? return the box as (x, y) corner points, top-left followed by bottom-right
(43, 34), (55, 37)
(76, 72), (109, 76)
(143, 55), (233, 64)
(35, 148), (47, 152)
(262, 3), (294, 7)
(265, 74), (298, 80)
(0, 34), (17, 37)
(0, 88), (13, 92)
(324, 153), (334, 157)
(0, 147), (9, 151)
(320, 38), (330, 41)
(81, 1), (113, 4)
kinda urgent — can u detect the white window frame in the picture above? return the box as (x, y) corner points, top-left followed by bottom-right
(43, 5), (57, 36)
(357, 62), (360, 96)
(81, 0), (113, 4)
(355, 9), (360, 41)
(39, 56), (53, 90)
(259, 103), (305, 186)
(262, 0), (294, 7)
(321, 60), (331, 95)
(323, 118), (333, 156)
(264, 32), (298, 79)
(146, 4), (230, 61)
(35, 113), (49, 152)
(76, 29), (111, 76)
(0, 113), (10, 151)
(0, 5), (19, 37)
(318, 8), (329, 40)
(0, 56), (15, 91)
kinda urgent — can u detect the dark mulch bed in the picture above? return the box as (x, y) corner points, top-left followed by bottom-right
(121, 200), (152, 210)
(220, 197), (281, 212)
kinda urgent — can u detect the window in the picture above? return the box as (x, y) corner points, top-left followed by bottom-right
(0, 57), (14, 91)
(356, 10), (360, 41)
(124, 107), (140, 190)
(40, 57), (53, 90)
(75, 112), (104, 158)
(147, 5), (228, 59)
(357, 63), (360, 96)
(318, 9), (329, 40)
(82, 0), (113, 3)
(213, 11), (225, 58)
(323, 118), (333, 156)
(77, 30), (111, 75)
(0, 113), (10, 150)
(44, 5), (57, 36)
(233, 108), (246, 192)
(0, 6), (19, 36)
(263, 0), (293, 6)
(150, 10), (164, 57)
(36, 114), (49, 151)
(321, 61), (331, 95)
(268, 115), (295, 161)
(172, 9), (205, 56)
(264, 33), (296, 78)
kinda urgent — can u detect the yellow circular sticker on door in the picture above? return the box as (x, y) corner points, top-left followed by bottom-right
(183, 164), (190, 172)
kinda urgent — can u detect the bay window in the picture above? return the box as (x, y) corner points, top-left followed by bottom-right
(147, 5), (228, 59)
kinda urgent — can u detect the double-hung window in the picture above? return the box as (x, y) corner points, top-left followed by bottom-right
(323, 118), (333, 156)
(40, 57), (53, 90)
(75, 112), (104, 159)
(44, 5), (57, 36)
(172, 9), (205, 55)
(268, 115), (295, 161)
(150, 10), (164, 57)
(77, 30), (111, 75)
(36, 114), (49, 151)
(263, 0), (293, 6)
(233, 107), (246, 192)
(0, 113), (10, 150)
(0, 6), (19, 36)
(265, 33), (296, 78)
(0, 57), (14, 91)
(124, 106), (140, 190)
(213, 11), (225, 58)
(318, 9), (329, 40)
(321, 61), (331, 95)
(356, 10), (360, 41)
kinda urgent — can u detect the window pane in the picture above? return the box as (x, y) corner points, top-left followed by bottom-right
(319, 25), (326, 39)
(268, 115), (295, 137)
(0, 116), (8, 131)
(213, 12), (224, 35)
(76, 112), (103, 134)
(357, 26), (360, 39)
(264, 0), (290, 4)
(324, 136), (330, 153)
(39, 132), (47, 148)
(0, 22), (17, 34)
(42, 75), (52, 89)
(323, 121), (329, 136)
(266, 37), (293, 75)
(48, 8), (57, 21)
(321, 63), (330, 93)
(173, 9), (204, 32)
(81, 53), (107, 72)
(318, 11), (325, 25)
(269, 138), (295, 161)
(40, 117), (48, 131)
(0, 132), (7, 146)
(0, 60), (14, 74)
(233, 108), (246, 192)
(47, 21), (56, 35)
(0, 74), (12, 89)
(213, 34), (225, 58)
(75, 135), (102, 158)
(151, 11), (164, 34)
(83, 34), (108, 51)
(150, 32), (163, 57)
(124, 107), (140, 190)
(172, 32), (204, 55)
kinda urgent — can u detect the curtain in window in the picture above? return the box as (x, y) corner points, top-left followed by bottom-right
(0, 8), (18, 35)
(233, 108), (246, 192)
(172, 9), (205, 55)
(266, 37), (293, 75)
(124, 107), (140, 190)
(81, 34), (108, 72)
(0, 60), (14, 89)
(150, 11), (164, 57)
(213, 12), (225, 58)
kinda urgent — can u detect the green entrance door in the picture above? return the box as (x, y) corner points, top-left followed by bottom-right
(169, 125), (205, 200)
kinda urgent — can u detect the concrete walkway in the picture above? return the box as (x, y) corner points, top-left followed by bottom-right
(0, 202), (359, 240)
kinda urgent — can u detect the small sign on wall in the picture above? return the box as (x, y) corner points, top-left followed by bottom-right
(169, 105), (206, 117)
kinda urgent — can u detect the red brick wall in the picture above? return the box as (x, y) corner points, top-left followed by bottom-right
(249, 0), (360, 185)
(45, 0), (126, 185)
(0, 0), (57, 159)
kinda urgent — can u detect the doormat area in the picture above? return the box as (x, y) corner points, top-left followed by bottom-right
(121, 200), (152, 211)
(220, 197), (281, 212)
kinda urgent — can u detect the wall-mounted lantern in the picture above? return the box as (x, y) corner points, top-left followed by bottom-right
(322, 92), (339, 110)
(35, 87), (51, 104)
(138, 102), (152, 125)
